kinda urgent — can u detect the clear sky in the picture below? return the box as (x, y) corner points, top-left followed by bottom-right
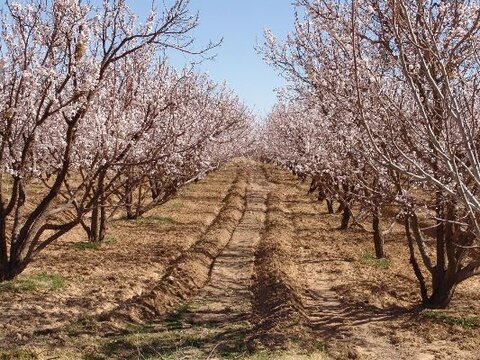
(131, 1), (296, 117)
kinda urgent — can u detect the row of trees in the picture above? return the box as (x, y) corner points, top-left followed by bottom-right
(258, 0), (480, 308)
(0, 1), (252, 281)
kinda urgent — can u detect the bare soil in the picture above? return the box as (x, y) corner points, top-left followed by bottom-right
(1, 160), (479, 359)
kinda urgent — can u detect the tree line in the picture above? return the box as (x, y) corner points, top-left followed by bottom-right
(0, 0), (252, 281)
(258, 0), (480, 309)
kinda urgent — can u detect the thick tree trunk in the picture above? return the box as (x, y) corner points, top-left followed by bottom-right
(99, 196), (106, 240)
(426, 281), (457, 309)
(317, 186), (326, 202)
(90, 203), (99, 241)
(0, 253), (28, 281)
(406, 203), (460, 309)
(427, 199), (459, 309)
(432, 192), (446, 296)
(125, 185), (136, 220)
(149, 178), (160, 200)
(88, 200), (107, 242)
(0, 174), (6, 280)
(1, 266), (15, 281)
(336, 202), (345, 214)
(309, 178), (319, 195)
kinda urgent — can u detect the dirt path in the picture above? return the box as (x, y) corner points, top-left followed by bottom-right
(120, 162), (324, 359)
(179, 162), (273, 358)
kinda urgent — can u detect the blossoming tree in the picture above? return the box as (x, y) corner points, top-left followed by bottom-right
(259, 0), (480, 308)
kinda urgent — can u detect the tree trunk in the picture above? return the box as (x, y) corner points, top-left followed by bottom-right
(405, 205), (459, 309)
(336, 202), (345, 214)
(1, 266), (16, 281)
(427, 199), (459, 309)
(317, 186), (326, 202)
(0, 255), (27, 281)
(426, 281), (457, 309)
(326, 198), (334, 214)
(149, 178), (160, 200)
(99, 195), (106, 241)
(340, 205), (350, 230)
(88, 200), (107, 242)
(0, 214), (8, 282)
(309, 178), (319, 195)
(90, 202), (99, 242)
(432, 191), (446, 297)
(87, 176), (107, 242)
(372, 207), (385, 258)
(125, 185), (136, 220)
(405, 213), (429, 303)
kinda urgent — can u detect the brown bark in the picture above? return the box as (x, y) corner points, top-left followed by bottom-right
(372, 207), (385, 259)
(405, 213), (428, 303)
(340, 205), (351, 230)
(326, 198), (334, 214)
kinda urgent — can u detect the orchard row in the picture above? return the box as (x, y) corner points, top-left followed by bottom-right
(0, 1), (252, 281)
(258, 0), (480, 309)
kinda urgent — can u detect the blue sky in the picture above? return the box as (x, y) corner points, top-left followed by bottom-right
(131, 1), (296, 117)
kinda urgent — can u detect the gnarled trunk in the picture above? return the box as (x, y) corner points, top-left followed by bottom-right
(405, 199), (473, 309)
(426, 281), (457, 309)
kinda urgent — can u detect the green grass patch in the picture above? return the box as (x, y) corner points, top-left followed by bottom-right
(63, 316), (98, 336)
(71, 236), (117, 251)
(84, 318), (326, 360)
(134, 216), (175, 225)
(72, 241), (102, 251)
(422, 310), (479, 329)
(164, 303), (191, 330)
(213, 322), (251, 359)
(311, 339), (328, 352)
(170, 202), (184, 210)
(361, 252), (391, 269)
(95, 327), (209, 360)
(82, 354), (105, 360)
(123, 323), (157, 335)
(104, 235), (117, 243)
(240, 350), (326, 360)
(0, 272), (66, 293)
(0, 348), (38, 360)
